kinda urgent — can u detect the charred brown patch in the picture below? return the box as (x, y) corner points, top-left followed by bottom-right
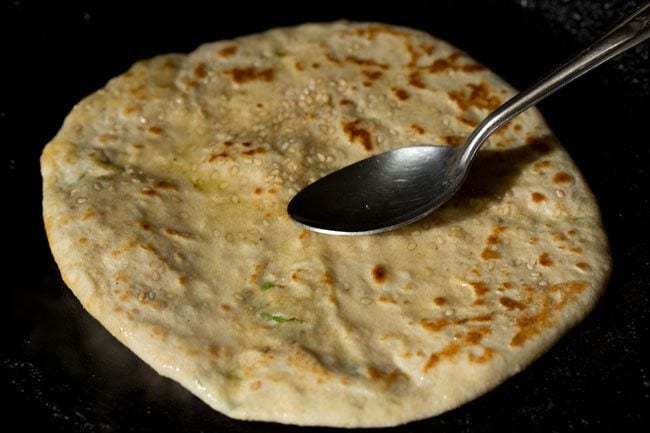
(499, 297), (525, 310)
(218, 45), (238, 58)
(553, 172), (573, 184)
(372, 264), (388, 284)
(194, 63), (207, 78)
(392, 87), (410, 100)
(531, 192), (546, 203)
(225, 67), (274, 84)
(342, 120), (373, 151)
(539, 252), (553, 267)
(448, 82), (501, 112)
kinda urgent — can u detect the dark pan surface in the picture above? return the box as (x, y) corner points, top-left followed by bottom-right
(2, 1), (648, 432)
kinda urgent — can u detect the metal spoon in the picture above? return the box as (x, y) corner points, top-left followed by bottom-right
(288, 2), (650, 235)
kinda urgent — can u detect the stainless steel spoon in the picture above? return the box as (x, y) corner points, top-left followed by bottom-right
(288, 2), (650, 235)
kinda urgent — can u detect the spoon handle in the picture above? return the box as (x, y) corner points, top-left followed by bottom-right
(460, 1), (650, 168)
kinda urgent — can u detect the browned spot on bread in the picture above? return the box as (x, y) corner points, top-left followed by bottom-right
(552, 232), (567, 242)
(433, 297), (447, 306)
(324, 52), (342, 65)
(425, 52), (461, 73)
(570, 247), (583, 254)
(138, 221), (151, 231)
(344, 55), (389, 70)
(408, 71), (426, 88)
(553, 172), (573, 184)
(123, 105), (139, 114)
(442, 136), (463, 146)
(339, 99), (352, 106)
(457, 313), (494, 324)
(342, 120), (373, 151)
(462, 64), (487, 72)
(531, 192), (546, 203)
(208, 344), (220, 357)
(464, 326), (492, 344)
(148, 126), (163, 135)
(220, 304), (232, 312)
(208, 152), (227, 162)
(218, 45), (238, 58)
(567, 229), (577, 236)
(162, 58), (176, 68)
(322, 272), (334, 286)
(164, 228), (189, 238)
(151, 326), (168, 340)
(411, 124), (425, 134)
(481, 249), (500, 260)
(449, 82), (501, 111)
(576, 262), (591, 271)
(510, 282), (588, 347)
(533, 160), (551, 170)
(424, 52), (486, 74)
(362, 70), (383, 80)
(421, 318), (451, 333)
(423, 343), (460, 373)
(129, 85), (146, 98)
(311, 62), (320, 69)
(372, 264), (388, 284)
(254, 187), (263, 195)
(392, 87), (410, 100)
(366, 367), (403, 390)
(471, 282), (490, 296)
(539, 253), (553, 267)
(141, 188), (157, 196)
(377, 295), (398, 304)
(79, 237), (87, 244)
(225, 67), (274, 83)
(405, 42), (422, 67)
(178, 276), (187, 285)
(82, 208), (96, 220)
(295, 61), (304, 71)
(194, 63), (207, 78)
(153, 180), (177, 190)
(481, 226), (507, 260)
(98, 134), (117, 143)
(499, 297), (525, 310)
(343, 25), (411, 41)
(242, 147), (267, 156)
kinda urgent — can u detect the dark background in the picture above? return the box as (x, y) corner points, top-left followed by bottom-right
(1, 0), (648, 432)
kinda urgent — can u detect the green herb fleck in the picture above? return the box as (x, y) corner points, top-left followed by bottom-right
(261, 312), (298, 323)
(260, 281), (276, 291)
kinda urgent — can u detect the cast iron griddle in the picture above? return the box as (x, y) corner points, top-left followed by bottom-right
(2, 1), (648, 432)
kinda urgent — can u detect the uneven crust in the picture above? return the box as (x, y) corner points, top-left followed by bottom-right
(41, 22), (611, 427)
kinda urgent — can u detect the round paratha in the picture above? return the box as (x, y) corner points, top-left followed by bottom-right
(41, 22), (611, 427)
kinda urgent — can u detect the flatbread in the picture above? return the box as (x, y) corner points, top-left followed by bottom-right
(41, 22), (611, 427)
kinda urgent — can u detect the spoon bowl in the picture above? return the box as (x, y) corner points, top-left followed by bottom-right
(288, 2), (649, 235)
(288, 145), (464, 235)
